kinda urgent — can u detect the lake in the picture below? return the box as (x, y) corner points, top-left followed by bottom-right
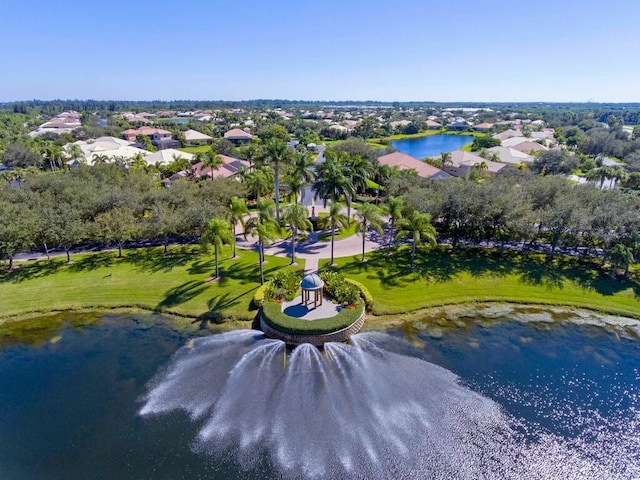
(0, 311), (637, 479)
(392, 134), (474, 159)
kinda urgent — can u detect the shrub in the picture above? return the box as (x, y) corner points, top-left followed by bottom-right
(262, 299), (364, 335)
(266, 270), (301, 301)
(252, 282), (270, 308)
(345, 278), (373, 310)
(319, 271), (361, 306)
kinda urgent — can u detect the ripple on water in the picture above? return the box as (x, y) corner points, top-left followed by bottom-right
(140, 330), (639, 479)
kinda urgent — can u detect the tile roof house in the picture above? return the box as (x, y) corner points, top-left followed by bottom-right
(486, 146), (534, 165)
(122, 127), (180, 150)
(143, 149), (195, 166)
(439, 150), (507, 178)
(473, 122), (494, 132)
(425, 119), (442, 129)
(511, 141), (548, 154)
(224, 128), (253, 143)
(65, 136), (151, 166)
(492, 129), (521, 141)
(378, 152), (451, 179)
(182, 129), (213, 146)
(164, 154), (250, 184)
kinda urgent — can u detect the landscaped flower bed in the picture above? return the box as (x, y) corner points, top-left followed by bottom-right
(261, 299), (364, 335)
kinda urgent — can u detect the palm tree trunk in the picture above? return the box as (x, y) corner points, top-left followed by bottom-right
(232, 223), (237, 258)
(8, 256), (14, 270)
(361, 224), (366, 262)
(331, 227), (335, 265)
(275, 168), (280, 223)
(215, 246), (219, 278)
(259, 242), (264, 285)
(43, 242), (50, 261)
(411, 240), (416, 267)
(118, 243), (123, 258)
(346, 194), (352, 224)
(290, 226), (296, 264)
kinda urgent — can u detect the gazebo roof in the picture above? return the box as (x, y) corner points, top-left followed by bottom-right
(300, 273), (324, 290)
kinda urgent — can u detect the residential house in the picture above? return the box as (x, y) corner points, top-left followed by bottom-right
(378, 152), (451, 179)
(439, 150), (506, 178)
(64, 136), (150, 166)
(486, 146), (534, 165)
(163, 154), (250, 185)
(511, 141), (548, 154)
(182, 129), (213, 146)
(425, 119), (442, 129)
(143, 149), (195, 166)
(29, 111), (82, 137)
(122, 127), (180, 150)
(224, 128), (253, 143)
(448, 118), (471, 131)
(473, 122), (494, 132)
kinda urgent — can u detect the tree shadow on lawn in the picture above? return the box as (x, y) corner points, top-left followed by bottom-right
(193, 289), (257, 328)
(0, 259), (66, 284)
(125, 246), (195, 273)
(157, 280), (208, 309)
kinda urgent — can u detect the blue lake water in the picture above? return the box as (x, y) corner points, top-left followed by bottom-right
(392, 134), (474, 159)
(0, 312), (638, 479)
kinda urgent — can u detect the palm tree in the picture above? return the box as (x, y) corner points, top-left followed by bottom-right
(263, 138), (293, 223)
(317, 201), (349, 266)
(281, 203), (313, 265)
(355, 203), (384, 262)
(344, 154), (373, 220)
(201, 218), (233, 280)
(288, 150), (315, 203)
(245, 166), (275, 200)
(586, 166), (614, 189)
(245, 200), (279, 284)
(609, 165), (629, 187)
(395, 210), (437, 268)
(312, 153), (355, 219)
(228, 196), (249, 258)
(439, 152), (452, 169)
(202, 152), (224, 180)
(382, 196), (405, 252)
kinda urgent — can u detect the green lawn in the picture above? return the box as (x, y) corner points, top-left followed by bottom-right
(0, 246), (301, 322)
(179, 145), (211, 154)
(317, 221), (359, 241)
(320, 246), (640, 319)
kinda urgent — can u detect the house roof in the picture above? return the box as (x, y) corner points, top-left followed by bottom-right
(511, 141), (548, 153)
(224, 128), (253, 139)
(378, 152), (450, 179)
(167, 154), (250, 182)
(183, 129), (212, 141)
(449, 151), (506, 173)
(486, 146), (534, 165)
(144, 149), (195, 166)
(492, 129), (521, 141)
(66, 137), (151, 165)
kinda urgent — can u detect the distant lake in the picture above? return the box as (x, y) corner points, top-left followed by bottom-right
(392, 134), (474, 159)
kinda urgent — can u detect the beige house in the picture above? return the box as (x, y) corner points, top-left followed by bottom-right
(440, 150), (506, 178)
(183, 129), (213, 146)
(378, 152), (451, 179)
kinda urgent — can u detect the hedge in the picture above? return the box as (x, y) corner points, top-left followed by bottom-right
(261, 300), (364, 335)
(252, 282), (271, 308)
(345, 278), (373, 310)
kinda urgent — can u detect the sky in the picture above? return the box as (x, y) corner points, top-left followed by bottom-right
(1, 0), (639, 103)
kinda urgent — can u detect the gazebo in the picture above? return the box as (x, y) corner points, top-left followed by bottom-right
(300, 273), (324, 309)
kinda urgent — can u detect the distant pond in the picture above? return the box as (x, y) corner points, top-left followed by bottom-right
(392, 134), (474, 159)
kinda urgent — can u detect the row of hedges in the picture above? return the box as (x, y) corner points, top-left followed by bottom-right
(261, 300), (364, 335)
(345, 278), (373, 310)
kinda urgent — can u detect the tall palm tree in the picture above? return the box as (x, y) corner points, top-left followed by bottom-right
(201, 218), (233, 279)
(383, 196), (405, 252)
(245, 166), (275, 200)
(281, 203), (313, 265)
(395, 210), (437, 268)
(245, 200), (279, 284)
(203, 152), (224, 180)
(263, 138), (293, 223)
(317, 201), (349, 266)
(288, 149), (315, 203)
(355, 203), (384, 262)
(312, 153), (355, 220)
(344, 154), (373, 220)
(228, 196), (249, 258)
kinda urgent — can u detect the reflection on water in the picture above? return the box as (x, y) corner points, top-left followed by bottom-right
(0, 312), (638, 479)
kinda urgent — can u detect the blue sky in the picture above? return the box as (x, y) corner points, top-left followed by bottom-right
(1, 0), (638, 102)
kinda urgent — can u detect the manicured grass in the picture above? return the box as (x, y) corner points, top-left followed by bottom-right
(262, 299), (364, 335)
(318, 221), (359, 241)
(179, 146), (211, 154)
(320, 246), (640, 319)
(0, 246), (301, 322)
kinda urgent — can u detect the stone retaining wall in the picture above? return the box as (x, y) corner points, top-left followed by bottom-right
(260, 310), (366, 347)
